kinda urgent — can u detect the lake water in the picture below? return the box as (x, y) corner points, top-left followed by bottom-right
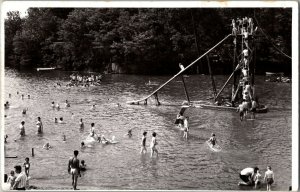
(3, 69), (291, 190)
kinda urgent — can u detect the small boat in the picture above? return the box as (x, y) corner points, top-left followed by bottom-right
(37, 67), (56, 71)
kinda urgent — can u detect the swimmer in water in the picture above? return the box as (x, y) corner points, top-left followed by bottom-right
(59, 117), (63, 123)
(51, 102), (55, 109)
(56, 103), (60, 110)
(80, 160), (86, 171)
(65, 100), (70, 107)
(62, 133), (66, 141)
(28, 95), (30, 99)
(9, 93), (11, 98)
(81, 141), (85, 148)
(91, 104), (96, 110)
(43, 142), (51, 150)
(127, 129), (132, 137)
(54, 117), (58, 123)
(21, 94), (24, 100)
(22, 108), (27, 115)
(23, 157), (30, 177)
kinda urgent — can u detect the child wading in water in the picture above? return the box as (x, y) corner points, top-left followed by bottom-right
(23, 157), (30, 177)
(150, 132), (158, 158)
(254, 170), (262, 189)
(264, 166), (275, 191)
(140, 131), (147, 154)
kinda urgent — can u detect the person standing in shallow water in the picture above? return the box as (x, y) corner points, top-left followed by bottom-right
(68, 150), (81, 190)
(36, 117), (43, 134)
(150, 132), (158, 158)
(264, 166), (275, 191)
(140, 131), (147, 154)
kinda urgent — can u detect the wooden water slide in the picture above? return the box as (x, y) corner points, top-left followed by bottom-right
(126, 34), (232, 105)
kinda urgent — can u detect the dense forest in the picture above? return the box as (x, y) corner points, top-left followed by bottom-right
(5, 8), (292, 75)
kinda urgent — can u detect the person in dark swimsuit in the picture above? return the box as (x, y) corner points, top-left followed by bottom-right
(68, 150), (81, 190)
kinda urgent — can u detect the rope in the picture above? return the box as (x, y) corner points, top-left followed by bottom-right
(254, 15), (292, 60)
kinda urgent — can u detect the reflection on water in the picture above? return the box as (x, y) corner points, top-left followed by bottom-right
(4, 69), (291, 190)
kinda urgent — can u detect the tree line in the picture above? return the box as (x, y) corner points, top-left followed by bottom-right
(5, 8), (292, 75)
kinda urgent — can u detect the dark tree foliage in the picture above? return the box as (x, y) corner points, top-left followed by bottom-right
(5, 8), (292, 74)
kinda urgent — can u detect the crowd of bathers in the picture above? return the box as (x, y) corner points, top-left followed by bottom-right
(66, 73), (103, 87)
(231, 17), (257, 36)
(4, 90), (161, 190)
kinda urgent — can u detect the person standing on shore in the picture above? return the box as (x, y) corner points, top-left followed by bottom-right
(12, 165), (27, 190)
(68, 150), (81, 190)
(264, 166), (275, 191)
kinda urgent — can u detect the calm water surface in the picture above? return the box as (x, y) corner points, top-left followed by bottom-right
(3, 69), (291, 190)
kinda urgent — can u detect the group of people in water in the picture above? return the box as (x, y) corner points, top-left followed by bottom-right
(66, 73), (103, 87)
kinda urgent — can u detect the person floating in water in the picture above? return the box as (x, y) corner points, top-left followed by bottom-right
(208, 133), (217, 146)
(264, 166), (275, 191)
(150, 132), (158, 158)
(58, 117), (63, 124)
(65, 100), (70, 107)
(68, 150), (81, 190)
(43, 142), (51, 150)
(79, 160), (86, 171)
(140, 131), (147, 154)
(23, 157), (30, 177)
(22, 108), (27, 115)
(126, 129), (132, 137)
(36, 117), (43, 134)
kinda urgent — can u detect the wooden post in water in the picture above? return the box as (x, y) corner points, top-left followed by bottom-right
(32, 148), (34, 157)
(181, 75), (190, 104)
(206, 55), (217, 100)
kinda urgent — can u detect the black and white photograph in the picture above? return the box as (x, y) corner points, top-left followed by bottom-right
(1, 1), (298, 191)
